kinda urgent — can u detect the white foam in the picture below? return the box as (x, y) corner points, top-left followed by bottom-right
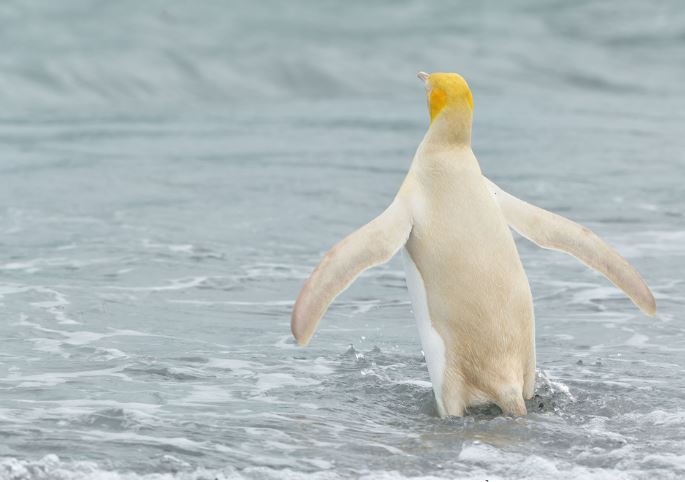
(395, 379), (433, 388)
(168, 299), (293, 306)
(254, 373), (320, 393)
(106, 276), (208, 292)
(141, 238), (195, 253)
(293, 357), (335, 375)
(168, 244), (194, 253)
(0, 257), (112, 273)
(624, 332), (649, 346)
(537, 369), (576, 402)
(0, 454), (247, 479)
(179, 385), (234, 404)
(2, 367), (130, 388)
(18, 317), (153, 357)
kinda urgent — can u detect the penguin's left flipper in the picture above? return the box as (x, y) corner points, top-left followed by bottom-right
(291, 197), (413, 346)
(484, 177), (656, 316)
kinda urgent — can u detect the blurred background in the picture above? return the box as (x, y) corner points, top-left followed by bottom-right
(0, 0), (684, 479)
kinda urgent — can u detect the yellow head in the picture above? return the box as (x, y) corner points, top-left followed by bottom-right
(417, 71), (473, 123)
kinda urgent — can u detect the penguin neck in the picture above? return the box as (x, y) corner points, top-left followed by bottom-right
(422, 107), (472, 150)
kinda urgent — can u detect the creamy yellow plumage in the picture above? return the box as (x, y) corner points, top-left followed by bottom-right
(291, 71), (656, 417)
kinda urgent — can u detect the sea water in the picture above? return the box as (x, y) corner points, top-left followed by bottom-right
(1, 0), (684, 478)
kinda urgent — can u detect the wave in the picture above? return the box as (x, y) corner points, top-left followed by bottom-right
(1, 0), (681, 114)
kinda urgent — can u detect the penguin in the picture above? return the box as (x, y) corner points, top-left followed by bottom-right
(291, 71), (656, 417)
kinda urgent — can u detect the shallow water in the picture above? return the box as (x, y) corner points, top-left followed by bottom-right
(1, 0), (684, 479)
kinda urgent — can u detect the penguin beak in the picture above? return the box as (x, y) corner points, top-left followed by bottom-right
(417, 71), (430, 83)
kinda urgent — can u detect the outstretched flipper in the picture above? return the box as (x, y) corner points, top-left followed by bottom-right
(484, 177), (656, 316)
(292, 197), (413, 345)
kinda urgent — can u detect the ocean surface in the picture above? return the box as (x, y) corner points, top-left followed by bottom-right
(1, 0), (684, 479)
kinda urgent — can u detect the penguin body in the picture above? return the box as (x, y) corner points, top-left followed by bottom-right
(291, 72), (655, 416)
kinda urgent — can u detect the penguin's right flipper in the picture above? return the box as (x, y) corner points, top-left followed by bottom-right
(291, 197), (413, 346)
(484, 177), (656, 316)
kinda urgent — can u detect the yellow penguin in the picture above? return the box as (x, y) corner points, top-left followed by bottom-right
(291, 71), (656, 417)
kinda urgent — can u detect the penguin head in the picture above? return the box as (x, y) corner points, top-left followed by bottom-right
(417, 72), (473, 123)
